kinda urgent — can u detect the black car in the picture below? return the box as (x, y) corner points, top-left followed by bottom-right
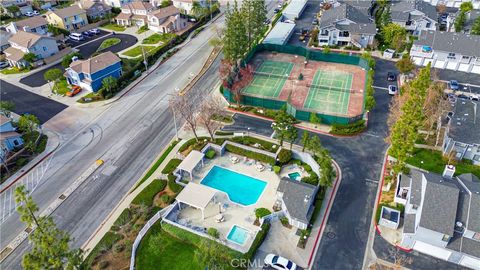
(387, 72), (396, 81)
(274, 8), (280, 13)
(83, 31), (93, 37)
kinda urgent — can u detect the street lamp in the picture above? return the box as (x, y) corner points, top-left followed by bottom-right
(167, 93), (179, 140)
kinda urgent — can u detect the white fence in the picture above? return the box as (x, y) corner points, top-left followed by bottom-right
(291, 149), (320, 177)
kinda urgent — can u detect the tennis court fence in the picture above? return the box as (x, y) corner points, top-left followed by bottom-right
(253, 71), (290, 79)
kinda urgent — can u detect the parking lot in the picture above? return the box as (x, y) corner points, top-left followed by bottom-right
(287, 0), (321, 47)
(20, 33), (137, 87)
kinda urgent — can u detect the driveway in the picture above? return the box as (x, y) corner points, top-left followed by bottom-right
(287, 0), (321, 47)
(20, 33), (137, 87)
(0, 80), (67, 123)
(434, 68), (480, 95)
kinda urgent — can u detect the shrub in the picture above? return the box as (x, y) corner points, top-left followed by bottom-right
(273, 165), (281, 174)
(132, 180), (167, 206)
(280, 216), (289, 227)
(168, 174), (183, 193)
(302, 174), (319, 186)
(113, 243), (125, 253)
(160, 194), (169, 203)
(225, 144), (275, 165)
(114, 208), (131, 227)
(161, 158), (182, 174)
(179, 137), (209, 152)
(207, 227), (219, 238)
(99, 261), (109, 269)
(245, 223), (270, 260)
(255, 208), (271, 219)
(330, 120), (366, 135)
(277, 149), (292, 164)
(110, 225), (120, 231)
(205, 149), (216, 159)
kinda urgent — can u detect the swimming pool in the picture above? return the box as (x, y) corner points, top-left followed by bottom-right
(227, 225), (249, 245)
(200, 166), (267, 206)
(288, 172), (301, 181)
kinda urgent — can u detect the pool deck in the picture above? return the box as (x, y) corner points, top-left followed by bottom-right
(176, 154), (281, 253)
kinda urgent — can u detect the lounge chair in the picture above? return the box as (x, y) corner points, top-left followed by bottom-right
(256, 163), (265, 172)
(215, 214), (225, 223)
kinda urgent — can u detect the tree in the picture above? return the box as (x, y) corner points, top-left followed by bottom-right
(381, 23), (407, 51)
(170, 90), (202, 141)
(44, 68), (63, 93)
(23, 52), (37, 65)
(472, 16), (480, 35)
(285, 125), (297, 150)
(6, 5), (20, 14)
(191, 1), (207, 18)
(194, 239), (233, 269)
(229, 65), (254, 106)
(460, 1), (473, 12)
(306, 135), (323, 155)
(0, 101), (15, 118)
(423, 83), (449, 143)
(101, 76), (118, 97)
(309, 113), (321, 125)
(380, 7), (391, 28)
(272, 108), (295, 146)
(301, 130), (309, 152)
(318, 149), (334, 188)
(61, 52), (82, 68)
(18, 114), (40, 134)
(388, 247), (413, 269)
(223, 1), (248, 63)
(14, 186), (84, 270)
(437, 4), (447, 14)
(160, 0), (171, 8)
(455, 11), (467, 32)
(197, 96), (224, 140)
(396, 54), (415, 74)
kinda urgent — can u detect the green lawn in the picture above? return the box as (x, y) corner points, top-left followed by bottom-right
(406, 148), (480, 178)
(137, 26), (149, 34)
(101, 23), (126, 32)
(142, 33), (176, 44)
(54, 79), (70, 95)
(0, 66), (30, 75)
(123, 46), (155, 57)
(97, 37), (121, 51)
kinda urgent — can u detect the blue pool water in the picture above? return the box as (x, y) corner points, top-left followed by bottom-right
(200, 166), (267, 206)
(227, 225), (249, 245)
(288, 172), (301, 181)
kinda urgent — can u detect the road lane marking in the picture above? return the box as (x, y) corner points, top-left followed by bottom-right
(365, 178), (379, 184)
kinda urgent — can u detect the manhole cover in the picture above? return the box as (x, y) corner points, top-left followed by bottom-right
(326, 232), (336, 239)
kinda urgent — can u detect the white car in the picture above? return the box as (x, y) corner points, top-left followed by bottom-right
(388, 85), (398, 96)
(89, 28), (100, 35)
(69, 33), (85, 41)
(264, 254), (297, 270)
(33, 10), (40, 16)
(25, 11), (34, 17)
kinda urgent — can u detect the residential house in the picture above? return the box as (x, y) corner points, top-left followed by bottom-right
(389, 0), (438, 36)
(45, 5), (88, 31)
(0, 0), (33, 16)
(147, 5), (187, 33)
(399, 167), (480, 269)
(422, 0), (480, 9)
(172, 0), (208, 15)
(443, 99), (480, 165)
(410, 30), (480, 74)
(77, 0), (112, 21)
(103, 0), (133, 8)
(0, 115), (24, 164)
(4, 31), (59, 68)
(318, 2), (376, 48)
(0, 30), (13, 61)
(447, 10), (480, 33)
(64, 51), (122, 92)
(115, 1), (154, 26)
(276, 177), (318, 230)
(5, 16), (49, 35)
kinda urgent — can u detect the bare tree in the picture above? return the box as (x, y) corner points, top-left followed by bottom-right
(423, 83), (449, 142)
(386, 88), (409, 143)
(388, 247), (413, 269)
(169, 90), (202, 141)
(198, 96), (225, 140)
(437, 4), (447, 14)
(230, 65), (254, 106)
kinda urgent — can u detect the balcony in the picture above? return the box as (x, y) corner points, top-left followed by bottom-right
(71, 17), (85, 24)
(410, 46), (433, 58)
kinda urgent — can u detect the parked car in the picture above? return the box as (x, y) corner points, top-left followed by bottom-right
(312, 18), (318, 25)
(83, 31), (93, 37)
(89, 28), (100, 35)
(33, 10), (40, 16)
(25, 11), (34, 17)
(388, 85), (398, 95)
(264, 254), (297, 270)
(66, 86), (82, 97)
(69, 33), (85, 41)
(0, 61), (10, 69)
(274, 8), (280, 13)
(387, 72), (396, 81)
(449, 80), (459, 90)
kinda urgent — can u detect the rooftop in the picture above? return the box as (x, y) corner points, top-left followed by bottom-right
(8, 31), (51, 48)
(319, 3), (376, 34)
(448, 99), (480, 145)
(263, 22), (296, 45)
(148, 5), (180, 19)
(277, 177), (317, 223)
(48, 5), (86, 18)
(282, 0), (307, 17)
(13, 16), (48, 29)
(414, 30), (480, 58)
(69, 51), (121, 75)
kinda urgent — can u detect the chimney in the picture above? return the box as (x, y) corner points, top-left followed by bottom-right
(442, 165), (456, 178)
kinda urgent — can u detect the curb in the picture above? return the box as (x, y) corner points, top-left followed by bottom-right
(307, 159), (342, 268)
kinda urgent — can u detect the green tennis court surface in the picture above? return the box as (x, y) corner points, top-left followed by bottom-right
(304, 70), (353, 114)
(242, 60), (293, 98)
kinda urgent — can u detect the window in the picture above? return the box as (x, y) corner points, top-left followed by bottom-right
(462, 55), (470, 60)
(426, 22), (431, 28)
(448, 52), (456, 59)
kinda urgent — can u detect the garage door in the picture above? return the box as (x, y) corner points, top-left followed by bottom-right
(434, 60), (445, 69)
(412, 56), (423, 66)
(460, 255), (480, 270)
(413, 241), (452, 260)
(446, 61), (458, 70)
(471, 65), (480, 74)
(458, 63), (470, 72)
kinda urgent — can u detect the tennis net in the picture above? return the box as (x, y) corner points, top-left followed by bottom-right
(308, 83), (357, 94)
(254, 71), (289, 80)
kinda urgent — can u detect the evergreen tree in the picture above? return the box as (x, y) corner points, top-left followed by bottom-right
(301, 130), (309, 152)
(455, 11), (467, 32)
(251, 0), (267, 41)
(223, 1), (248, 63)
(472, 16), (480, 35)
(380, 7), (391, 28)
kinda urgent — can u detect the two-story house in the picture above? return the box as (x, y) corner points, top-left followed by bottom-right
(115, 1), (154, 26)
(410, 30), (480, 74)
(64, 51), (122, 92)
(443, 99), (480, 165)
(5, 16), (49, 35)
(0, 115), (24, 164)
(172, 0), (208, 15)
(399, 167), (480, 269)
(45, 5), (88, 31)
(422, 0), (480, 9)
(276, 177), (318, 230)
(4, 31), (59, 68)
(77, 0), (112, 21)
(390, 0), (438, 36)
(147, 5), (187, 33)
(318, 2), (376, 48)
(0, 0), (33, 16)
(447, 10), (480, 33)
(0, 30), (13, 61)
(104, 0), (134, 8)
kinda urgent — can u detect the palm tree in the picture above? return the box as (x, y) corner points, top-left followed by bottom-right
(191, 1), (206, 18)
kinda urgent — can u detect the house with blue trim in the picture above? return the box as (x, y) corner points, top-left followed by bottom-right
(64, 51), (122, 92)
(0, 115), (24, 163)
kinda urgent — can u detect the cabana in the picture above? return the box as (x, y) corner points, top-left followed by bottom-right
(177, 150), (205, 180)
(175, 183), (217, 220)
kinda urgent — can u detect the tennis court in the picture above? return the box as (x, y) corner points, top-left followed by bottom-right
(303, 70), (353, 115)
(242, 60), (294, 98)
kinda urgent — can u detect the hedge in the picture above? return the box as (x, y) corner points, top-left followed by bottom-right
(131, 179), (167, 206)
(244, 222), (270, 260)
(205, 149), (216, 159)
(113, 208), (131, 227)
(255, 208), (271, 219)
(178, 137), (210, 152)
(330, 120), (366, 135)
(168, 174), (183, 193)
(161, 158), (182, 174)
(230, 136), (279, 153)
(277, 149), (292, 164)
(84, 232), (123, 267)
(225, 144), (275, 165)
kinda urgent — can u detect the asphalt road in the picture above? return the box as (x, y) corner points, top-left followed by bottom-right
(0, 17), (223, 269)
(0, 79), (67, 123)
(287, 0), (321, 47)
(19, 33), (137, 87)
